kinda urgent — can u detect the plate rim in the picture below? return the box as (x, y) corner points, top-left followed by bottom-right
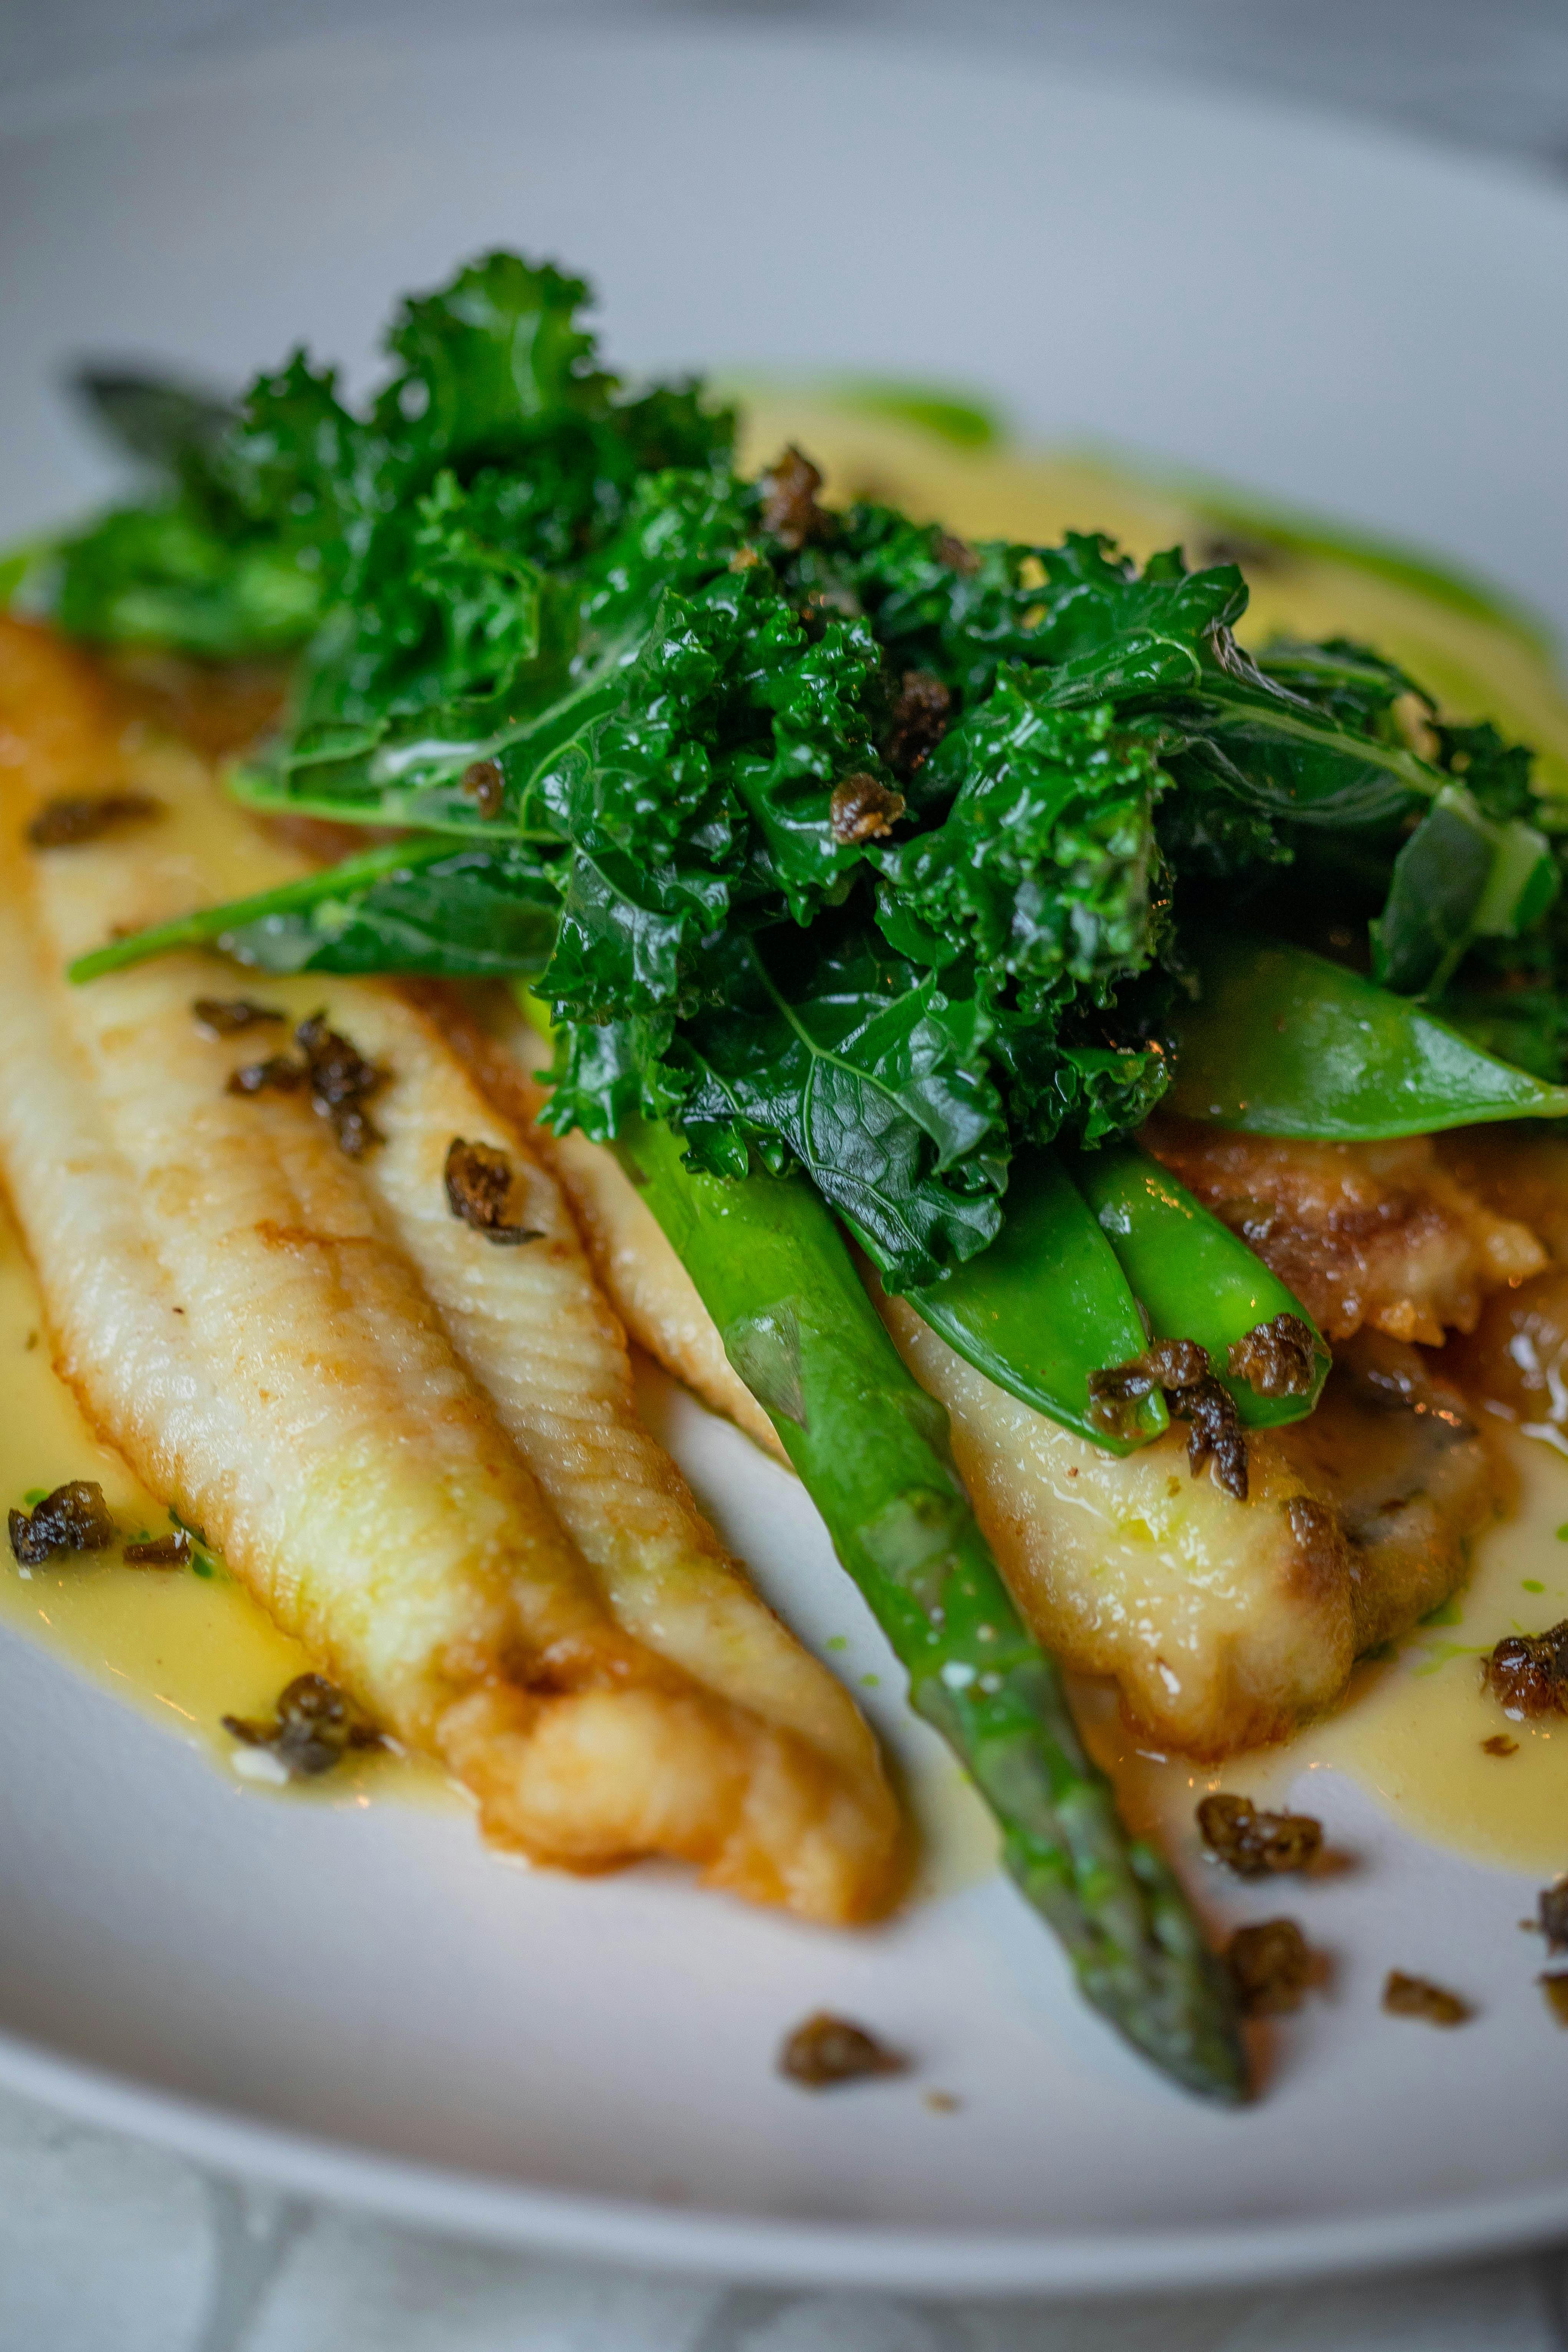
(3, 2020), (1566, 2297)
(6, 15), (1568, 2296)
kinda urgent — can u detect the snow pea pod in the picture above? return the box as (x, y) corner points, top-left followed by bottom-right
(900, 1148), (1167, 1451)
(1065, 1142), (1328, 1427)
(1166, 935), (1568, 1138)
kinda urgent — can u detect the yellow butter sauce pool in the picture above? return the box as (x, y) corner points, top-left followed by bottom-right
(0, 1191), (448, 1807)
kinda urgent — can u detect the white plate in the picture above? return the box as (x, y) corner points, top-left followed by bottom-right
(3, 21), (1568, 2299)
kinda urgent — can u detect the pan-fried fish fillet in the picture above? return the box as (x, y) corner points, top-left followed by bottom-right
(1142, 1112), (1543, 1346)
(465, 999), (1507, 1756)
(458, 990), (788, 1463)
(0, 617), (898, 1920)
(875, 1300), (1500, 1756)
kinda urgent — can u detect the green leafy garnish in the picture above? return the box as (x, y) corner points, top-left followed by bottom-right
(51, 249), (1568, 1296)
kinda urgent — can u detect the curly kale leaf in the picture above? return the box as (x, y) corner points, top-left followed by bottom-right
(47, 253), (733, 660)
(50, 501), (325, 657)
(677, 923), (1006, 1285)
(872, 683), (1168, 992)
(215, 839), (564, 977)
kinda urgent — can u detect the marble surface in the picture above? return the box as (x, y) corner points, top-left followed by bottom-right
(3, 6), (1568, 2345)
(1, 2079), (1565, 2352)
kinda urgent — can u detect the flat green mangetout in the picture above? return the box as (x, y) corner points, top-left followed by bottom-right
(31, 251), (1568, 2100)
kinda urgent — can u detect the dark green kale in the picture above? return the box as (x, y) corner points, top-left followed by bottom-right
(53, 250), (1568, 1279)
(46, 254), (733, 663)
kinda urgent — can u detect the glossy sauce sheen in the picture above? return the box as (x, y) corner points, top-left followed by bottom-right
(1081, 1420), (1568, 1880)
(0, 1193), (443, 1805)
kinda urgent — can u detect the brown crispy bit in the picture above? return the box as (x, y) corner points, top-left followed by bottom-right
(123, 1530), (192, 1569)
(226, 1013), (386, 1156)
(192, 997), (286, 1039)
(829, 773), (906, 846)
(1175, 1375), (1249, 1501)
(1091, 1341), (1250, 1497)
(443, 1138), (540, 1246)
(1482, 1621), (1568, 1719)
(760, 446), (831, 551)
(1540, 1879), (1568, 1953)
(882, 669), (952, 776)
(1227, 1918), (1311, 2016)
(1144, 1337), (1212, 1391)
(1093, 1349), (1245, 1496)
(227, 1054), (307, 1098)
(1198, 1792), (1323, 1878)
(1482, 1733), (1519, 1757)
(26, 791), (161, 849)
(1542, 1974), (1568, 2027)
(459, 757), (505, 820)
(1383, 1970), (1472, 2027)
(1228, 1311), (1319, 1399)
(222, 1672), (382, 1779)
(934, 530), (980, 575)
(779, 2012), (909, 2089)
(8, 1481), (118, 1565)
(297, 1013), (385, 1157)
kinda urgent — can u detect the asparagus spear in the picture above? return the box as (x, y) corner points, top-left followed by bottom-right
(613, 1107), (1247, 2102)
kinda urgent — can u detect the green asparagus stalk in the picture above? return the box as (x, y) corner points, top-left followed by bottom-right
(611, 1106), (1247, 2103)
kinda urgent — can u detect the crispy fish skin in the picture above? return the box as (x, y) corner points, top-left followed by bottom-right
(0, 618), (898, 1919)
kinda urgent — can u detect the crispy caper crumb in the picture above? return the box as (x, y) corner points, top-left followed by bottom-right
(222, 1673), (382, 1779)
(192, 997), (286, 1039)
(26, 791), (161, 849)
(1481, 1733), (1519, 1757)
(1541, 1974), (1568, 2028)
(759, 446), (830, 551)
(829, 774), (906, 845)
(443, 1138), (541, 1245)
(460, 758), (505, 819)
(1383, 1971), (1472, 2027)
(881, 669), (952, 777)
(123, 1530), (192, 1569)
(1226, 1918), (1311, 2016)
(1197, 1792), (1323, 1878)
(1089, 1341), (1249, 1498)
(1227, 1312), (1319, 1400)
(1540, 1878), (1568, 1953)
(778, 2012), (909, 2089)
(8, 1481), (118, 1565)
(1482, 1621), (1568, 1718)
(226, 1014), (385, 1157)
(227, 1054), (306, 1098)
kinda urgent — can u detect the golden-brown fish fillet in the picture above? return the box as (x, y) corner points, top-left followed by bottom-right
(454, 987), (788, 1462)
(877, 1296), (1500, 1755)
(1142, 1111), (1543, 1346)
(462, 999), (1508, 1755)
(0, 617), (898, 1919)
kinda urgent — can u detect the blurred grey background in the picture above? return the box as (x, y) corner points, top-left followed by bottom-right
(6, 0), (1568, 179)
